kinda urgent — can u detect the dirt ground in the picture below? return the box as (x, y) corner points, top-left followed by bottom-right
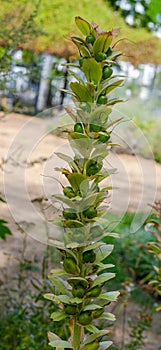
(0, 112), (161, 349)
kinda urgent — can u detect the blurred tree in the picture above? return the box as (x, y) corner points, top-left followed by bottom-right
(107, 0), (161, 31)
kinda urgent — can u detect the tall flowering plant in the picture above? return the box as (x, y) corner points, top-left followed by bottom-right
(44, 16), (124, 350)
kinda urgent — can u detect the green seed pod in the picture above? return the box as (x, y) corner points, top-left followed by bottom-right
(64, 304), (77, 315)
(98, 131), (110, 143)
(86, 285), (102, 298)
(92, 307), (104, 319)
(72, 286), (86, 298)
(85, 341), (99, 350)
(80, 102), (91, 113)
(79, 57), (86, 67)
(63, 257), (79, 274)
(65, 220), (84, 228)
(63, 186), (75, 198)
(106, 46), (112, 56)
(83, 206), (97, 219)
(89, 123), (102, 132)
(63, 208), (77, 220)
(102, 66), (113, 80)
(83, 250), (96, 263)
(86, 161), (103, 176)
(95, 52), (107, 62)
(78, 311), (93, 325)
(97, 95), (107, 105)
(74, 123), (84, 133)
(86, 35), (95, 44)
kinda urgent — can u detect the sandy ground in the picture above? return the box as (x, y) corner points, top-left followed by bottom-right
(0, 112), (161, 348)
(1, 110), (161, 266)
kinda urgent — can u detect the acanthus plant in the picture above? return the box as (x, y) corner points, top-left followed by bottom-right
(44, 16), (124, 350)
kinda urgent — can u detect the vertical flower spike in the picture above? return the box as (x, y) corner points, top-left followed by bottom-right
(45, 16), (124, 350)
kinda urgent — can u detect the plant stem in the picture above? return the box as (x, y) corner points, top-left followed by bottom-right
(72, 320), (82, 350)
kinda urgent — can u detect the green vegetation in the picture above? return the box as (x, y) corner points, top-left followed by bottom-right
(0, 212), (160, 349)
(0, 0), (161, 64)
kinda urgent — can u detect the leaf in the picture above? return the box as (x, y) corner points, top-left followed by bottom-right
(99, 291), (120, 302)
(52, 194), (77, 209)
(95, 168), (117, 184)
(48, 276), (70, 295)
(50, 269), (67, 276)
(48, 332), (61, 342)
(95, 244), (114, 262)
(70, 82), (93, 102)
(80, 179), (89, 197)
(92, 273), (115, 287)
(79, 193), (99, 211)
(96, 263), (115, 272)
(50, 311), (67, 322)
(68, 69), (85, 84)
(75, 16), (91, 35)
(100, 312), (116, 321)
(68, 173), (87, 191)
(84, 304), (102, 311)
(85, 325), (100, 333)
(91, 145), (109, 159)
(99, 79), (124, 96)
(44, 293), (70, 304)
(69, 138), (95, 158)
(71, 37), (91, 57)
(49, 339), (73, 349)
(93, 32), (113, 54)
(0, 219), (12, 240)
(99, 341), (113, 350)
(83, 58), (102, 84)
(84, 331), (109, 345)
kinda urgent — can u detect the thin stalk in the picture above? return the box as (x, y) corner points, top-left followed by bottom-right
(72, 320), (82, 350)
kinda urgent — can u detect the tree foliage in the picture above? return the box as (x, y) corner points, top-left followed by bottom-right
(0, 0), (161, 64)
(107, 0), (161, 30)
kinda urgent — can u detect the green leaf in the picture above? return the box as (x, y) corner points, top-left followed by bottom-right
(50, 269), (67, 276)
(68, 69), (85, 84)
(84, 331), (109, 345)
(71, 36), (91, 57)
(49, 339), (73, 349)
(84, 304), (102, 311)
(99, 79), (124, 96)
(50, 311), (67, 322)
(48, 276), (70, 295)
(0, 219), (12, 240)
(100, 312), (116, 321)
(93, 32), (113, 54)
(80, 179), (89, 197)
(48, 332), (61, 342)
(99, 291), (120, 302)
(95, 244), (114, 262)
(75, 16), (91, 35)
(44, 293), (70, 304)
(92, 273), (115, 287)
(53, 194), (77, 209)
(70, 82), (93, 102)
(79, 193), (99, 211)
(91, 145), (109, 159)
(94, 168), (117, 184)
(85, 325), (100, 333)
(68, 173), (87, 191)
(69, 138), (95, 158)
(96, 263), (115, 272)
(99, 341), (113, 350)
(83, 58), (102, 84)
